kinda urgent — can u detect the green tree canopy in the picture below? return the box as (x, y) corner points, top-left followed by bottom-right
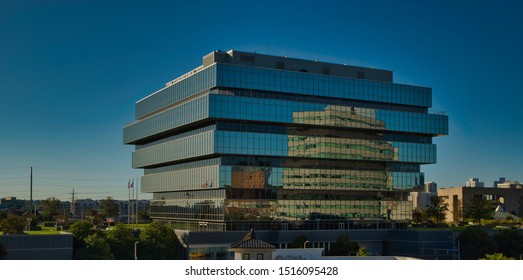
(356, 247), (370, 256)
(0, 215), (26, 234)
(288, 235), (309, 248)
(327, 234), (360, 256)
(464, 197), (493, 223)
(424, 196), (449, 224)
(480, 253), (515, 260)
(75, 234), (114, 260)
(69, 220), (97, 241)
(86, 209), (102, 225)
(69, 220), (103, 259)
(411, 208), (425, 224)
(105, 223), (135, 260)
(139, 223), (184, 260)
(457, 227), (498, 260)
(99, 197), (120, 219)
(41, 197), (61, 221)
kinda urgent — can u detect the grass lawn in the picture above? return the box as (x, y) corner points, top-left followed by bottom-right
(22, 224), (63, 235)
(28, 224), (62, 234)
(1, 229), (61, 235)
(27, 230), (61, 235)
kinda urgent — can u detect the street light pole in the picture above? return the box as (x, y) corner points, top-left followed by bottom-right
(26, 218), (32, 233)
(304, 240), (310, 248)
(134, 241), (140, 260)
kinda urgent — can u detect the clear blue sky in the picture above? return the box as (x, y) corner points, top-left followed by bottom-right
(1, 0), (522, 201)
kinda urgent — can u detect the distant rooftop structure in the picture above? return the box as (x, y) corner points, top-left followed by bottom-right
(493, 205), (519, 220)
(497, 181), (522, 189)
(494, 177), (506, 188)
(465, 178), (484, 188)
(424, 182), (437, 193)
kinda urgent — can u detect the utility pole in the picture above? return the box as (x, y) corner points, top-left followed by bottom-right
(131, 180), (134, 227)
(70, 188), (76, 217)
(128, 179), (131, 224)
(30, 166), (33, 210)
(136, 179), (139, 224)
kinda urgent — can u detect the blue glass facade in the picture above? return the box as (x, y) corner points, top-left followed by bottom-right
(124, 50), (448, 232)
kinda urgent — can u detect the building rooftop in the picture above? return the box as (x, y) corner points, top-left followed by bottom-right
(230, 238), (276, 249)
(166, 49), (393, 87)
(230, 229), (275, 249)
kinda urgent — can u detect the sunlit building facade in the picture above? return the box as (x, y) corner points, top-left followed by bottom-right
(124, 50), (448, 238)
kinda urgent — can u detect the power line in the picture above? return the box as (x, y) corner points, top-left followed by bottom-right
(33, 183), (126, 187)
(0, 167), (29, 170)
(0, 166), (142, 201)
(34, 176), (127, 182)
(33, 167), (138, 173)
(75, 191), (131, 195)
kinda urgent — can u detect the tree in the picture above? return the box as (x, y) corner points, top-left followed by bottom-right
(452, 199), (463, 222)
(0, 215), (26, 234)
(105, 223), (135, 260)
(41, 197), (61, 221)
(139, 223), (184, 259)
(356, 247), (370, 256)
(493, 230), (523, 259)
(180, 232), (190, 259)
(75, 234), (114, 260)
(69, 220), (97, 241)
(464, 197), (493, 223)
(288, 235), (309, 248)
(86, 209), (102, 225)
(412, 208), (425, 224)
(137, 210), (150, 223)
(69, 220), (103, 259)
(99, 197), (120, 220)
(480, 253), (515, 260)
(424, 196), (448, 224)
(327, 234), (360, 256)
(456, 227), (498, 260)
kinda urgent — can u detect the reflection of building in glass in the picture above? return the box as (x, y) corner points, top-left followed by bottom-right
(283, 105), (404, 220)
(293, 106), (385, 129)
(124, 50), (448, 259)
(287, 135), (398, 161)
(232, 166), (271, 189)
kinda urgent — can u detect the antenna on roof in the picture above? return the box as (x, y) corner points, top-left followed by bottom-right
(266, 43), (270, 55)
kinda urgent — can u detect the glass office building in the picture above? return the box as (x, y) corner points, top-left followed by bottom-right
(124, 50), (448, 233)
